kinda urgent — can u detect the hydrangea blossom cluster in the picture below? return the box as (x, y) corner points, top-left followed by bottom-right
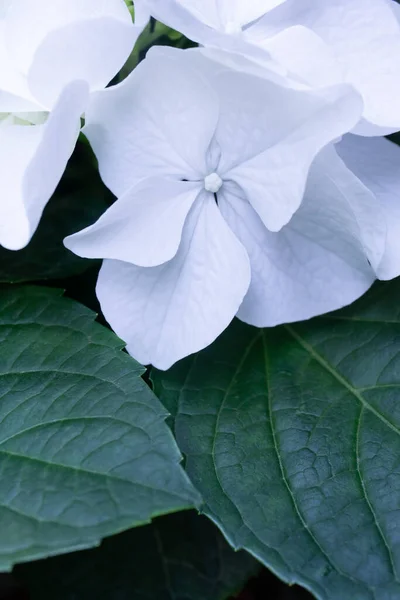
(4, 0), (400, 369)
(0, 0), (148, 250)
(65, 48), (384, 369)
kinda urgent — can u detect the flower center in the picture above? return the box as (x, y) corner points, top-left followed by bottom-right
(204, 172), (223, 194)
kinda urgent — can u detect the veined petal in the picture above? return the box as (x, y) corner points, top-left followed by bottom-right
(337, 134), (400, 280)
(0, 80), (88, 250)
(219, 74), (363, 231)
(219, 173), (376, 328)
(84, 48), (219, 197)
(96, 193), (251, 369)
(65, 178), (201, 267)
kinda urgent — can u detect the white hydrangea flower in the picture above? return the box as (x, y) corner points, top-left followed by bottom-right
(0, 0), (148, 250)
(139, 0), (400, 135)
(62, 47), (400, 370)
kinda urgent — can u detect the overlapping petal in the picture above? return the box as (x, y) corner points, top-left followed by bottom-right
(143, 0), (400, 133)
(86, 47), (362, 235)
(219, 154), (379, 328)
(249, 0), (400, 133)
(5, 0), (132, 72)
(137, 0), (216, 41)
(1, 0), (141, 109)
(0, 81), (88, 250)
(337, 135), (400, 280)
(95, 194), (251, 369)
(65, 178), (201, 267)
(138, 0), (283, 72)
(26, 18), (138, 109)
(140, 0), (283, 32)
(4, 0), (141, 108)
(216, 71), (363, 231)
(173, 0), (284, 29)
(253, 25), (344, 89)
(65, 46), (400, 368)
(0, 0), (145, 250)
(225, 0), (286, 28)
(84, 48), (219, 197)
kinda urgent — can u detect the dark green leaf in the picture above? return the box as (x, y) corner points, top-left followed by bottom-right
(0, 286), (200, 570)
(153, 280), (400, 600)
(16, 511), (258, 600)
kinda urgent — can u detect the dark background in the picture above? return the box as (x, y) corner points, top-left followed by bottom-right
(0, 569), (314, 600)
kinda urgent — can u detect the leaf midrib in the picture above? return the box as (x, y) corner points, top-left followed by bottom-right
(285, 325), (400, 438)
(262, 334), (362, 591)
(0, 447), (187, 500)
(286, 324), (400, 585)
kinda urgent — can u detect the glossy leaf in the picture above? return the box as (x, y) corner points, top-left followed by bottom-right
(0, 286), (200, 570)
(153, 280), (400, 600)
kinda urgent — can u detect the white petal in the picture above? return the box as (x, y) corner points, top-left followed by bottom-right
(141, 0), (283, 30)
(96, 194), (251, 369)
(225, 0), (285, 27)
(140, 0), (224, 30)
(65, 178), (201, 267)
(0, 81), (88, 250)
(138, 0), (218, 37)
(218, 160), (377, 327)
(256, 25), (344, 89)
(134, 4), (151, 28)
(28, 22), (138, 109)
(0, 2), (11, 18)
(0, 90), (40, 113)
(5, 0), (137, 108)
(337, 135), (400, 280)
(311, 0), (400, 134)
(5, 0), (131, 73)
(177, 0), (226, 29)
(0, 22), (39, 110)
(314, 146), (386, 272)
(178, 0), (284, 29)
(217, 72), (363, 231)
(84, 48), (219, 197)
(198, 45), (288, 84)
(254, 0), (400, 133)
(139, 0), (285, 72)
